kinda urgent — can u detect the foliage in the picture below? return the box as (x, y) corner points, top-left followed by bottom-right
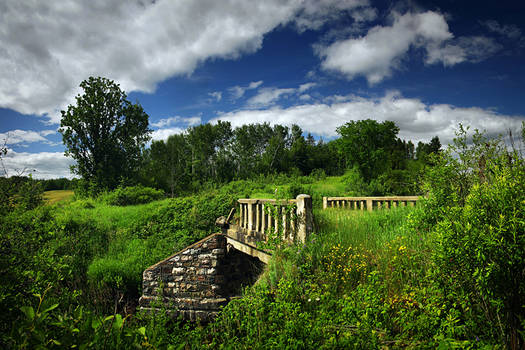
(102, 185), (164, 206)
(0, 175), (44, 215)
(336, 119), (400, 181)
(59, 76), (151, 193)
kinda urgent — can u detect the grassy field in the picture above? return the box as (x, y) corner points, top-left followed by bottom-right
(43, 189), (74, 204)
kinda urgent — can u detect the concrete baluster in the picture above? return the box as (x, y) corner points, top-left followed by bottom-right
(239, 202), (244, 228)
(296, 194), (313, 243)
(247, 202), (254, 232)
(366, 199), (373, 211)
(282, 206), (288, 240)
(261, 204), (266, 234)
(255, 202), (261, 232)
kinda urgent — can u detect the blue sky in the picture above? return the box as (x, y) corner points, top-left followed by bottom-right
(1, 0), (524, 178)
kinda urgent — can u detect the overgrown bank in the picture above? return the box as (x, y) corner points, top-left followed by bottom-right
(1, 127), (524, 349)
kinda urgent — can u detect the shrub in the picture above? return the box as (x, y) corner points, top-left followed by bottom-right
(103, 185), (164, 206)
(433, 161), (525, 347)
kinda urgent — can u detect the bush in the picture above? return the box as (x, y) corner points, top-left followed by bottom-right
(342, 166), (369, 196)
(409, 125), (525, 348)
(433, 160), (525, 347)
(103, 185), (164, 206)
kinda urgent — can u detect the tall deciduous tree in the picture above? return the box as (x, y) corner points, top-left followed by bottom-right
(59, 77), (151, 191)
(336, 119), (400, 181)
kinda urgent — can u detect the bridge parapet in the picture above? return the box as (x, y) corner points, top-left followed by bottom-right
(323, 196), (420, 211)
(228, 194), (313, 247)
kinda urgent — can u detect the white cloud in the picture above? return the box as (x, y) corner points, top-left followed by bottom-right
(246, 82), (317, 107)
(2, 150), (74, 179)
(150, 115), (201, 140)
(208, 91), (222, 102)
(294, 0), (375, 32)
(247, 88), (297, 107)
(298, 82), (317, 92)
(151, 127), (186, 141)
(318, 11), (453, 84)
(318, 11), (503, 83)
(426, 36), (502, 66)
(0, 129), (56, 145)
(151, 116), (201, 128)
(212, 91), (525, 145)
(228, 80), (264, 100)
(1, 1), (305, 123)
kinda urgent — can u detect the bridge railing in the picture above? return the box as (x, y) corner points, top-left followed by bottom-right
(236, 194), (313, 243)
(322, 196), (420, 211)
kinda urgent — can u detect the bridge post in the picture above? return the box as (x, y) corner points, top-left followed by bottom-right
(296, 194), (313, 243)
(323, 196), (327, 209)
(247, 201), (254, 231)
(366, 198), (373, 211)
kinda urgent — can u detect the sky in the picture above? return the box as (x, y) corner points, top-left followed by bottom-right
(1, 0), (525, 179)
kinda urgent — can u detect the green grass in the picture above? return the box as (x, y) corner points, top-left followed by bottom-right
(43, 190), (74, 204)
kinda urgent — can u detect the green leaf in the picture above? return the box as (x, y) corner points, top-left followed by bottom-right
(20, 306), (35, 320)
(42, 303), (59, 314)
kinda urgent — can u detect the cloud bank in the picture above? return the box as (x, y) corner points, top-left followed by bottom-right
(2, 150), (74, 179)
(0, 0), (371, 123)
(212, 91), (524, 145)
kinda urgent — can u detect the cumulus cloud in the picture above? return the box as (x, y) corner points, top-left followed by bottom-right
(228, 81), (264, 100)
(318, 11), (453, 83)
(212, 91), (525, 145)
(151, 127), (186, 141)
(0, 1), (304, 123)
(0, 129), (56, 145)
(150, 115), (201, 140)
(318, 11), (503, 83)
(2, 150), (75, 179)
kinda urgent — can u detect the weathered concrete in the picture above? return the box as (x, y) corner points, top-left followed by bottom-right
(234, 194), (313, 245)
(323, 196), (420, 211)
(140, 194), (315, 322)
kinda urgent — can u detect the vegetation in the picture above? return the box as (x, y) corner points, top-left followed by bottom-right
(1, 77), (523, 348)
(59, 77), (151, 194)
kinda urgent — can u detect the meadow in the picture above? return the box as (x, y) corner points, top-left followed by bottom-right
(1, 130), (524, 349)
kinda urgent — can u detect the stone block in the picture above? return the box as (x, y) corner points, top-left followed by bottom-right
(212, 248), (225, 255)
(206, 268), (217, 275)
(169, 256), (181, 262)
(172, 267), (185, 275)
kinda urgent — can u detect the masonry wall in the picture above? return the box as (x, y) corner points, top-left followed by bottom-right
(139, 233), (263, 321)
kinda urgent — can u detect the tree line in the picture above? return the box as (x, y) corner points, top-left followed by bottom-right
(2, 77), (442, 199)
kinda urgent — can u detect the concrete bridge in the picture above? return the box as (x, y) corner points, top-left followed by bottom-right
(139, 194), (313, 321)
(138, 194), (419, 321)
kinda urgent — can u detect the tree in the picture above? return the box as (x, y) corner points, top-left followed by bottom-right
(336, 119), (399, 181)
(59, 77), (151, 191)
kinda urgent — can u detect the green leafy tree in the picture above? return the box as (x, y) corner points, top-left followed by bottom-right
(59, 77), (151, 192)
(336, 119), (399, 181)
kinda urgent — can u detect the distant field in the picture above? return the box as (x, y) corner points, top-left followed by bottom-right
(43, 190), (74, 204)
